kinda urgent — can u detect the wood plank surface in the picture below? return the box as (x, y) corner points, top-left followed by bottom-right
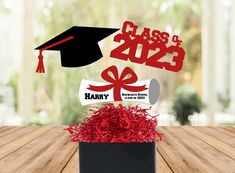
(157, 151), (173, 173)
(61, 150), (79, 173)
(19, 128), (75, 173)
(160, 127), (235, 173)
(0, 127), (59, 172)
(0, 126), (51, 160)
(0, 126), (23, 137)
(0, 126), (39, 147)
(0, 126), (234, 173)
(196, 126), (235, 147)
(157, 127), (214, 173)
(183, 126), (235, 160)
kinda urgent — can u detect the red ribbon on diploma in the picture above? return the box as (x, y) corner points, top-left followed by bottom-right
(87, 65), (148, 101)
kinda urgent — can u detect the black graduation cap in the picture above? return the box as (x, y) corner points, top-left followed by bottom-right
(35, 26), (119, 73)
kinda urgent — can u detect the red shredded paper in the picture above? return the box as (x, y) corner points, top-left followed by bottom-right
(65, 104), (162, 143)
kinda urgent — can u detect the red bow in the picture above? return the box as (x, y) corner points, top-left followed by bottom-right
(87, 66), (148, 101)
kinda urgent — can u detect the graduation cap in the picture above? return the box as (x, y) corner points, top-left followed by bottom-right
(35, 26), (119, 73)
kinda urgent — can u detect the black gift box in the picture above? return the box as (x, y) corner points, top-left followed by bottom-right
(79, 142), (156, 173)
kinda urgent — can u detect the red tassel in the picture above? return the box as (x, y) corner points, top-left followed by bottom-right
(36, 50), (45, 73)
(35, 36), (74, 73)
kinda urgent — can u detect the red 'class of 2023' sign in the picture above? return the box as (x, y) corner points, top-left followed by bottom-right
(110, 21), (185, 72)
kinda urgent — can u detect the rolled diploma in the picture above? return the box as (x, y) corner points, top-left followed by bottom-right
(79, 79), (160, 105)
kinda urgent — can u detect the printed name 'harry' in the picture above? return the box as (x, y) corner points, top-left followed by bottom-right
(85, 93), (109, 100)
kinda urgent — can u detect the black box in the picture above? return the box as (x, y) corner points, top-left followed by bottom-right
(79, 142), (156, 173)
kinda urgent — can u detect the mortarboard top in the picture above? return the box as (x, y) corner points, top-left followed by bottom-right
(35, 26), (119, 73)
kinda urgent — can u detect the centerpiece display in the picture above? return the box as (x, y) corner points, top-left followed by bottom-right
(35, 20), (185, 173)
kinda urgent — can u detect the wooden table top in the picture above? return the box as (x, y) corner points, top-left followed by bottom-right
(0, 126), (234, 173)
